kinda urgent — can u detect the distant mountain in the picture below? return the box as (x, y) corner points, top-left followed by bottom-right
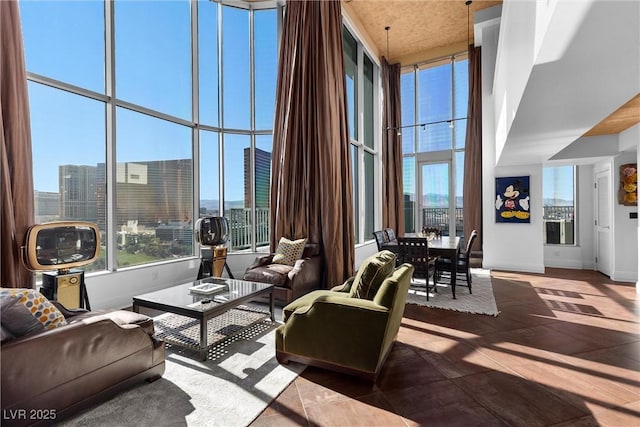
(543, 198), (573, 206)
(200, 199), (246, 210)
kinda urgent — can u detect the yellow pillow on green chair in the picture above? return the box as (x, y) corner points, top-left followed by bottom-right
(273, 237), (308, 266)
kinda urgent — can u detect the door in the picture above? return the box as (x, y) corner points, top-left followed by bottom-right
(418, 162), (454, 235)
(595, 170), (612, 276)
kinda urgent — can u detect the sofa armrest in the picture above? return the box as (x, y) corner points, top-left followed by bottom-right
(51, 300), (89, 319)
(246, 254), (275, 271)
(287, 255), (323, 298)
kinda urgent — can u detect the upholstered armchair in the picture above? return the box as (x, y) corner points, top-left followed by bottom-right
(243, 242), (323, 304)
(275, 251), (414, 382)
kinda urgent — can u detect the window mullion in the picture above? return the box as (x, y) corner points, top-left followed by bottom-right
(105, 0), (117, 272)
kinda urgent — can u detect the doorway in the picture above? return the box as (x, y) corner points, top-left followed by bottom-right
(594, 169), (612, 276)
(418, 161), (458, 236)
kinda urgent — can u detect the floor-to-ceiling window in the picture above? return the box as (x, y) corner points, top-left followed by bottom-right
(400, 54), (468, 236)
(343, 26), (379, 244)
(22, 0), (279, 274)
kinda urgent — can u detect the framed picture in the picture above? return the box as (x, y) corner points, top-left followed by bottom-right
(495, 176), (530, 223)
(618, 163), (637, 206)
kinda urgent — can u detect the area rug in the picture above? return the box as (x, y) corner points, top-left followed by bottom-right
(60, 316), (305, 427)
(406, 268), (500, 316)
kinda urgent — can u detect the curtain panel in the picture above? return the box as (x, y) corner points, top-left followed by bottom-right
(270, 0), (354, 287)
(381, 58), (404, 236)
(1, 0), (35, 288)
(463, 45), (482, 253)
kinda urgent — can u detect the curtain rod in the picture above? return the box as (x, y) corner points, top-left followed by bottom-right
(386, 116), (468, 132)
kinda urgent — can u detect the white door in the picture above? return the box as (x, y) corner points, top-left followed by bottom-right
(595, 170), (612, 276)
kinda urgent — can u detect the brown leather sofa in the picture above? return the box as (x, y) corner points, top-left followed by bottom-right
(243, 243), (323, 304)
(1, 302), (165, 426)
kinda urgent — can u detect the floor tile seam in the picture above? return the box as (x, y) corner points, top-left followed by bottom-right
(379, 378), (456, 422)
(374, 388), (413, 427)
(293, 376), (313, 426)
(509, 362), (640, 410)
(447, 373), (521, 426)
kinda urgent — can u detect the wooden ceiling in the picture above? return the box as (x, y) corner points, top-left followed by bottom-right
(342, 0), (640, 137)
(583, 94), (640, 137)
(342, 0), (501, 65)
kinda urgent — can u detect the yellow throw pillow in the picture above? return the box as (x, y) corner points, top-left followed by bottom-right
(0, 288), (67, 337)
(272, 237), (308, 266)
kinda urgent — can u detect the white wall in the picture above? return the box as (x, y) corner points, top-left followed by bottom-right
(543, 164), (595, 269)
(612, 152), (639, 282)
(480, 7), (544, 274)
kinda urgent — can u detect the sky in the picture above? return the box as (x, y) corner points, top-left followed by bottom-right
(20, 0), (277, 202)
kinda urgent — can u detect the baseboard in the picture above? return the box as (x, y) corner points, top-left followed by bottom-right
(611, 270), (638, 283)
(483, 262), (545, 274)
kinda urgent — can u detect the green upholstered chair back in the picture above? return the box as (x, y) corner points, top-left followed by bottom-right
(349, 250), (397, 300)
(374, 263), (414, 368)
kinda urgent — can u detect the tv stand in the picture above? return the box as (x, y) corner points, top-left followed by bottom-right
(197, 246), (234, 280)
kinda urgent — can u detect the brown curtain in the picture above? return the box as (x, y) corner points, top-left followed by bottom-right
(1, 0), (35, 288)
(463, 45), (482, 253)
(270, 0), (354, 287)
(381, 57), (404, 235)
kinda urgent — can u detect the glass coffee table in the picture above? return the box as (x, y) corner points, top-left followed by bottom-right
(133, 277), (274, 361)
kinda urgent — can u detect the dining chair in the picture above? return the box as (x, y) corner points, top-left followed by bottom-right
(373, 230), (389, 251)
(384, 228), (396, 242)
(397, 236), (438, 301)
(435, 229), (477, 294)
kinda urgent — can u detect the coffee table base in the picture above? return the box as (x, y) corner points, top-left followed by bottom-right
(154, 305), (272, 360)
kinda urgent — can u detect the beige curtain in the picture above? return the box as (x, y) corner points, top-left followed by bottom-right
(381, 58), (404, 235)
(463, 45), (482, 252)
(1, 0), (35, 288)
(270, 0), (354, 287)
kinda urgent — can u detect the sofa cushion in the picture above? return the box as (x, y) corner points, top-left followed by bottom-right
(349, 250), (397, 300)
(273, 237), (307, 266)
(66, 309), (155, 336)
(0, 288), (67, 337)
(243, 264), (293, 286)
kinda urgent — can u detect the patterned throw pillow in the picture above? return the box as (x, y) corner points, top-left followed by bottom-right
(0, 288), (67, 337)
(272, 237), (308, 266)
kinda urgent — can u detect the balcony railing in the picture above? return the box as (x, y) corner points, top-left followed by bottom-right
(421, 208), (464, 236)
(227, 208), (270, 250)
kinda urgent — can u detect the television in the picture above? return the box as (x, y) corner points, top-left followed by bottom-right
(23, 221), (101, 272)
(194, 216), (229, 246)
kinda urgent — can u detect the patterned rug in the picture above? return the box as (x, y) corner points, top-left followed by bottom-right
(406, 268), (500, 316)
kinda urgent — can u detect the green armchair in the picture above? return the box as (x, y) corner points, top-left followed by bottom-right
(275, 250), (414, 382)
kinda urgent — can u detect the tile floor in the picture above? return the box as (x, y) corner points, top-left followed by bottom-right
(251, 268), (640, 426)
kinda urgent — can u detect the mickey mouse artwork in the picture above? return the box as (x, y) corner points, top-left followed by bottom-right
(495, 176), (531, 223)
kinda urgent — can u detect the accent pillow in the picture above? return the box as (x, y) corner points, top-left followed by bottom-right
(272, 237), (308, 266)
(0, 288), (67, 337)
(350, 250), (397, 300)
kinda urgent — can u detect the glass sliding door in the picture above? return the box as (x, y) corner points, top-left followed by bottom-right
(418, 162), (453, 236)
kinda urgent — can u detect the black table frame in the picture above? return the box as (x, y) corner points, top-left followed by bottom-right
(427, 236), (462, 299)
(133, 279), (275, 361)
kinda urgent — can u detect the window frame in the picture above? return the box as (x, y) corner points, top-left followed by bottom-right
(23, 0), (281, 277)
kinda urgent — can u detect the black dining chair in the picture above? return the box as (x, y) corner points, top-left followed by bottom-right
(373, 230), (389, 251)
(434, 229), (477, 294)
(397, 236), (438, 301)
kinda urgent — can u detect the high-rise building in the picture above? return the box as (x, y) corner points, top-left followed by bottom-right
(59, 165), (97, 222)
(96, 159), (193, 229)
(34, 190), (60, 223)
(244, 147), (271, 209)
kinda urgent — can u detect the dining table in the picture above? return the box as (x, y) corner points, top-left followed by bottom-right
(396, 234), (462, 299)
